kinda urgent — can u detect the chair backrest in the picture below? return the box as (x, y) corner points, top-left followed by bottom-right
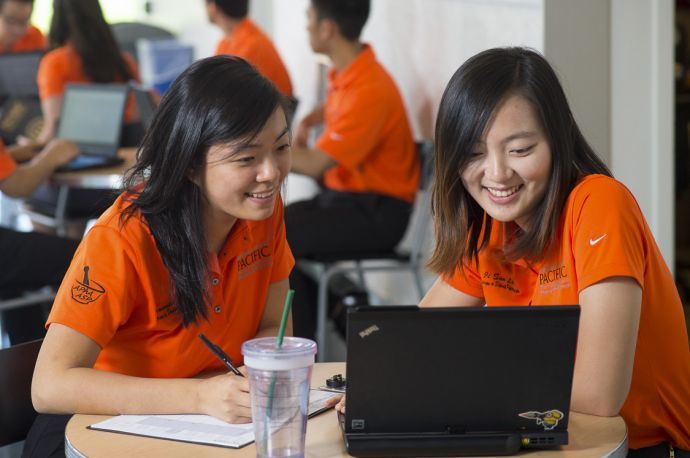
(400, 140), (434, 264)
(111, 22), (176, 64)
(0, 339), (42, 446)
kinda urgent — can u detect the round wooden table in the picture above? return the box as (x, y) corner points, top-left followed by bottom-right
(65, 362), (627, 457)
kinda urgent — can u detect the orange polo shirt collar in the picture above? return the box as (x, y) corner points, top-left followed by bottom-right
(328, 44), (376, 92)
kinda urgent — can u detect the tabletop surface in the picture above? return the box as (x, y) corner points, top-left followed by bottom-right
(65, 362), (627, 458)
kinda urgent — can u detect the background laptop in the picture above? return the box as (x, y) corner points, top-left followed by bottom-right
(56, 84), (128, 172)
(0, 51), (42, 99)
(342, 306), (580, 457)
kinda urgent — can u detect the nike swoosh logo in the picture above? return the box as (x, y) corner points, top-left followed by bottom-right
(589, 234), (607, 246)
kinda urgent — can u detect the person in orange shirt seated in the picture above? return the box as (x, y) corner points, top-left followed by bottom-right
(26, 0), (142, 233)
(206, 0), (293, 97)
(25, 56), (295, 457)
(410, 48), (689, 455)
(0, 138), (79, 345)
(0, 0), (45, 54)
(287, 0), (419, 340)
(35, 0), (139, 143)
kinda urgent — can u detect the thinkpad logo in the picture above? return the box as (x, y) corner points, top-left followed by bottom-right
(359, 325), (380, 339)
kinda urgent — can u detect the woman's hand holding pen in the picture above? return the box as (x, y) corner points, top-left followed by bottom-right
(197, 367), (252, 423)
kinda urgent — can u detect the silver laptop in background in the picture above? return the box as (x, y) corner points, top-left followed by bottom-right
(56, 83), (128, 171)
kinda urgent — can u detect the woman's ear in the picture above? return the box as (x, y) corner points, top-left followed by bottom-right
(187, 167), (201, 187)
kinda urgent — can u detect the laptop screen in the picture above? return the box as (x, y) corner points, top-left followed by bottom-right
(57, 84), (128, 154)
(0, 51), (42, 98)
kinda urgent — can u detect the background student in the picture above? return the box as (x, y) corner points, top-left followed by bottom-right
(35, 0), (139, 143)
(0, 138), (79, 345)
(287, 0), (419, 340)
(27, 0), (142, 234)
(206, 0), (293, 97)
(25, 56), (294, 457)
(0, 0), (45, 54)
(418, 47), (690, 455)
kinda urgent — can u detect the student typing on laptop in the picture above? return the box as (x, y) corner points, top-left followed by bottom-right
(392, 48), (690, 456)
(35, 0), (140, 144)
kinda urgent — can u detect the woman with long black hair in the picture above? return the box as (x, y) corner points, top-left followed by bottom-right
(36, 0), (138, 142)
(25, 55), (294, 456)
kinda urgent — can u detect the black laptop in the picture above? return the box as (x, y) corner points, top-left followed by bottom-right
(56, 83), (128, 172)
(341, 306), (580, 457)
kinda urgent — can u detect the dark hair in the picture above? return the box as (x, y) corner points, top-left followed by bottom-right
(311, 0), (369, 41)
(121, 56), (285, 327)
(208, 0), (248, 19)
(0, 0), (34, 8)
(49, 0), (134, 83)
(429, 47), (611, 276)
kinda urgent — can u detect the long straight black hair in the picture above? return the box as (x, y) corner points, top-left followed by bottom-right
(49, 0), (134, 83)
(429, 47), (611, 276)
(121, 56), (284, 326)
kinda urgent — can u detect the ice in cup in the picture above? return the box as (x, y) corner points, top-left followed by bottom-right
(242, 337), (317, 458)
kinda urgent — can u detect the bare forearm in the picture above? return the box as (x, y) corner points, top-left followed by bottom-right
(7, 144), (41, 162)
(33, 367), (202, 415)
(0, 156), (57, 197)
(290, 146), (335, 179)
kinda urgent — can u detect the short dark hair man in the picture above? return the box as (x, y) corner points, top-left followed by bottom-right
(287, 0), (420, 340)
(0, 0), (45, 53)
(206, 0), (293, 96)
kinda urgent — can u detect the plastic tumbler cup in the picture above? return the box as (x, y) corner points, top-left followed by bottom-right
(242, 337), (317, 458)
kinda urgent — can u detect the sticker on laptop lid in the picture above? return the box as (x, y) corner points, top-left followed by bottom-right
(518, 410), (564, 430)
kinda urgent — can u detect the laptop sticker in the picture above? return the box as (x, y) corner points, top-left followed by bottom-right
(518, 410), (564, 430)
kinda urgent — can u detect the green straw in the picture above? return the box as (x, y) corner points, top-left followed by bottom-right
(263, 289), (295, 453)
(276, 289), (294, 348)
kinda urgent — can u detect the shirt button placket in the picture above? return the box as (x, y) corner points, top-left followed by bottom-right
(212, 277), (221, 313)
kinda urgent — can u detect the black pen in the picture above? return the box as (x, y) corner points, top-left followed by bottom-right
(198, 333), (245, 377)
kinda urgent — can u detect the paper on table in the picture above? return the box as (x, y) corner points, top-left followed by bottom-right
(88, 389), (339, 449)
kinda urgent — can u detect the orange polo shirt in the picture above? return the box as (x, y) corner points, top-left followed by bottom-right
(37, 46), (140, 122)
(0, 25), (45, 53)
(316, 45), (419, 204)
(47, 193), (294, 378)
(445, 175), (690, 449)
(0, 140), (17, 180)
(215, 18), (293, 96)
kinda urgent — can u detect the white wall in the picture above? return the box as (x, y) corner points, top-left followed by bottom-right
(611, 0), (674, 267)
(544, 0), (610, 162)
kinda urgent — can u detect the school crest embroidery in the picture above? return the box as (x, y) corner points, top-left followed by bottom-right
(71, 266), (106, 304)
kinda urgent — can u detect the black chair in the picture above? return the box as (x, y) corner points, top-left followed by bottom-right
(0, 339), (42, 448)
(299, 141), (435, 360)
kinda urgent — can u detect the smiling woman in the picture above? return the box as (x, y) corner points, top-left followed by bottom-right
(419, 47), (690, 454)
(24, 56), (296, 456)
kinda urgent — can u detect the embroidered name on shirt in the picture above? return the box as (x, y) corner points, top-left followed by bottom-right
(482, 271), (520, 294)
(156, 302), (178, 320)
(237, 242), (272, 279)
(71, 265), (106, 304)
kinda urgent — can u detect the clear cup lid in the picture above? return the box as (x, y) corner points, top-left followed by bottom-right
(242, 337), (317, 370)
